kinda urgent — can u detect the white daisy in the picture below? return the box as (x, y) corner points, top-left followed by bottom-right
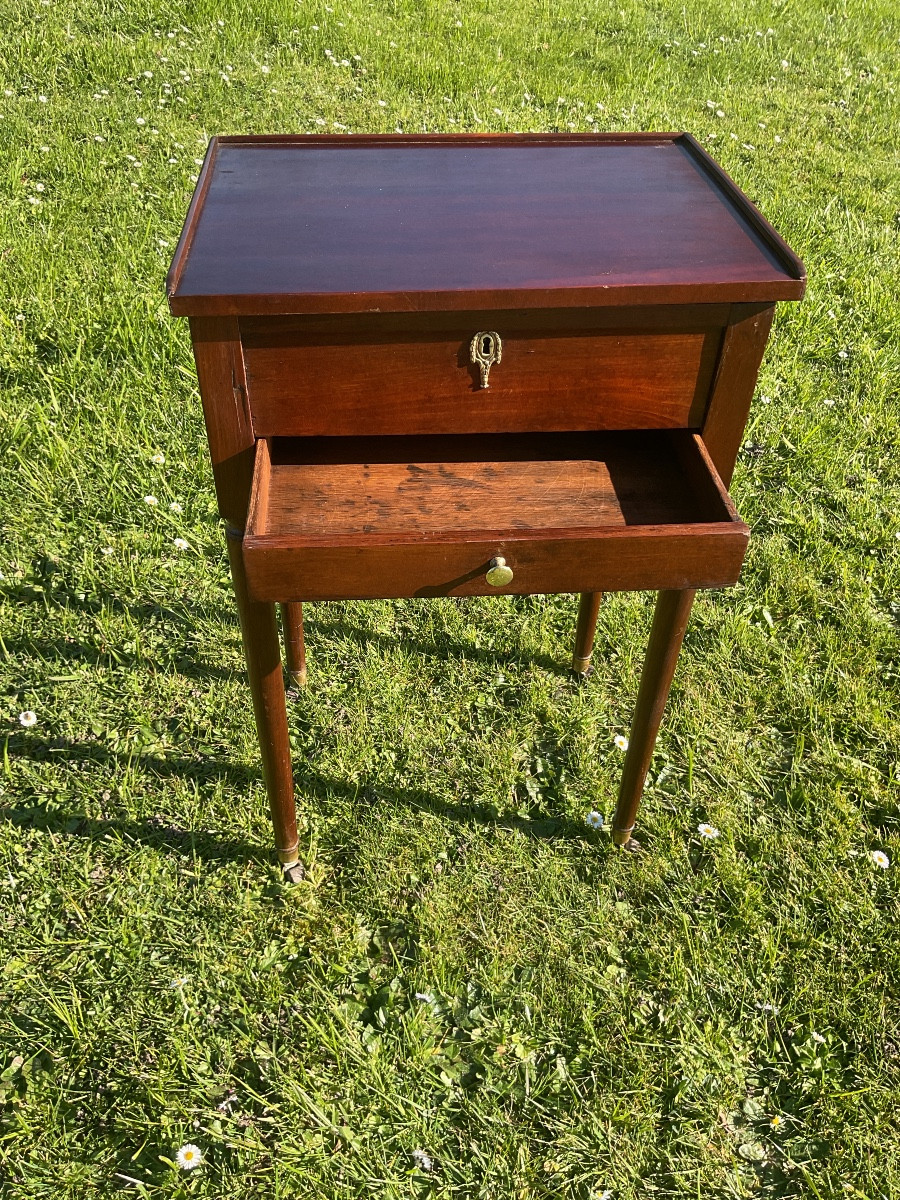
(173, 538), (189, 551)
(144, 495), (158, 506)
(585, 810), (604, 830)
(697, 822), (720, 840)
(175, 1143), (203, 1170)
(614, 735), (629, 751)
(169, 501), (183, 513)
(151, 452), (165, 464)
(871, 850), (890, 869)
(811, 1031), (826, 1044)
(100, 546), (115, 556)
(18, 711), (38, 728)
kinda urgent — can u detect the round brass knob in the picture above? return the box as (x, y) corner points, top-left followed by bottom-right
(485, 556), (514, 587)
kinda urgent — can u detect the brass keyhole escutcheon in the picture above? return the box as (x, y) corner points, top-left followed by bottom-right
(470, 330), (502, 388)
(485, 556), (514, 587)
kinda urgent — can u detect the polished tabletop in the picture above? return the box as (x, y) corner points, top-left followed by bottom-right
(167, 133), (805, 316)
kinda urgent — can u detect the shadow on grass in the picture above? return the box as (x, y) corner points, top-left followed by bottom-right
(306, 613), (575, 678)
(5, 571), (238, 679)
(5, 732), (593, 864)
(1, 632), (237, 680)
(1, 802), (268, 866)
(8, 574), (582, 682)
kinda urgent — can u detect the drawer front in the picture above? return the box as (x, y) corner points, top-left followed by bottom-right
(242, 527), (748, 602)
(241, 307), (726, 438)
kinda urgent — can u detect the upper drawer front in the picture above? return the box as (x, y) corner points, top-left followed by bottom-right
(241, 307), (726, 437)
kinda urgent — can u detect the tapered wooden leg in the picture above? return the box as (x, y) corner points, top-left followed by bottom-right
(280, 602), (307, 686)
(572, 591), (603, 675)
(612, 589), (696, 847)
(225, 527), (301, 874)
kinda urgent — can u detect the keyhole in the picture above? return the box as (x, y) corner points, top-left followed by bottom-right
(482, 336), (493, 356)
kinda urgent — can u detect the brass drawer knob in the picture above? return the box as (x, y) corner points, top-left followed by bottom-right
(485, 556), (513, 587)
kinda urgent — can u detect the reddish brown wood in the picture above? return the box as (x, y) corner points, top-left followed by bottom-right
(167, 135), (805, 317)
(241, 431), (748, 600)
(188, 316), (255, 528)
(679, 135), (805, 292)
(242, 311), (721, 437)
(612, 589), (696, 845)
(701, 304), (775, 486)
(261, 431), (720, 538)
(281, 603), (307, 686)
(242, 528), (746, 602)
(225, 527), (299, 866)
(169, 134), (805, 869)
(573, 592), (603, 674)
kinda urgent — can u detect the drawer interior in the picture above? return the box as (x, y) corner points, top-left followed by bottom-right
(242, 430), (748, 599)
(247, 430), (741, 544)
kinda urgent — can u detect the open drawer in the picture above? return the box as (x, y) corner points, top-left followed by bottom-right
(242, 430), (749, 601)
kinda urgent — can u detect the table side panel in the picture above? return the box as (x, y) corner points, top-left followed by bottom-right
(188, 316), (255, 528)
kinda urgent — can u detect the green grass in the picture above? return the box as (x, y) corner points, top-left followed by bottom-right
(1, 0), (899, 1195)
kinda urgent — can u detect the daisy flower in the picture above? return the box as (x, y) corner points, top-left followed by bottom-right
(169, 501), (183, 513)
(173, 538), (190, 551)
(614, 734), (629, 751)
(697, 822), (720, 840)
(18, 711), (38, 728)
(175, 1143), (203, 1170)
(769, 1115), (782, 1130)
(144, 495), (158, 506)
(151, 452), (165, 464)
(871, 850), (890, 869)
(585, 810), (604, 830)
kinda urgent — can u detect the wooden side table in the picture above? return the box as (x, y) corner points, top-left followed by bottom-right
(167, 133), (804, 877)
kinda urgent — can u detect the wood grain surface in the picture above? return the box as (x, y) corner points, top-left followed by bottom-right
(168, 134), (805, 316)
(242, 431), (748, 600)
(257, 431), (717, 538)
(241, 309), (723, 437)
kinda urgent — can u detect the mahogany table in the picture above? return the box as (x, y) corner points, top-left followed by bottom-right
(167, 133), (804, 878)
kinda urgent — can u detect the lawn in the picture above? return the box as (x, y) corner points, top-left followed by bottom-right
(1, 0), (899, 1195)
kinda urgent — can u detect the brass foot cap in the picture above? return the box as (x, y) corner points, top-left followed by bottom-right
(282, 861), (306, 884)
(612, 826), (636, 847)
